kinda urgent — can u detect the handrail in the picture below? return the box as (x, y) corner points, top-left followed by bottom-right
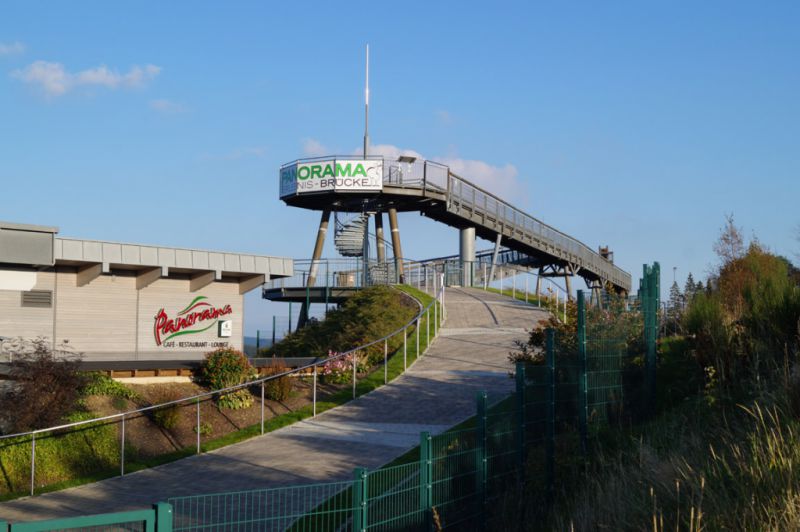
(278, 155), (631, 292)
(0, 282), (445, 443)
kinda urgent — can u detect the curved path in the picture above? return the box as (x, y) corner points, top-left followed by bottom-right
(0, 288), (546, 522)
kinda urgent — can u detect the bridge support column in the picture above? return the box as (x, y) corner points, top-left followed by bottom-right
(460, 227), (475, 287)
(538, 263), (576, 302)
(299, 210), (330, 329)
(488, 233), (502, 288)
(374, 213), (385, 264)
(388, 208), (405, 283)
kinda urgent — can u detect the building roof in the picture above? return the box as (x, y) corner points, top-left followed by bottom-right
(0, 221), (293, 282)
(55, 237), (292, 279)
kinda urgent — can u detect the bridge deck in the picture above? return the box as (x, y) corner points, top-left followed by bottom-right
(280, 156), (631, 292)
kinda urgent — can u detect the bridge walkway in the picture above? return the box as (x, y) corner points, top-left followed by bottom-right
(0, 288), (546, 522)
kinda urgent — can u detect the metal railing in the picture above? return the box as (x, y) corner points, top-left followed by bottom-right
(2, 276), (662, 530)
(0, 280), (447, 498)
(279, 155), (631, 292)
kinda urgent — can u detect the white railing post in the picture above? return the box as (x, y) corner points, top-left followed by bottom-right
(196, 399), (201, 454)
(416, 318), (420, 357)
(260, 381), (265, 435)
(120, 415), (126, 476)
(426, 307), (430, 348)
(403, 328), (407, 371)
(434, 299), (438, 336)
(313, 363), (318, 417)
(525, 276), (529, 303)
(384, 339), (388, 384)
(30, 433), (35, 496)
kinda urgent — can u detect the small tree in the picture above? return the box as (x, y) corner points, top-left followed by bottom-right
(713, 213), (745, 267)
(684, 272), (697, 302)
(0, 338), (86, 432)
(666, 281), (684, 335)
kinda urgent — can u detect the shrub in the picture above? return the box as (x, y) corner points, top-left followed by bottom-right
(217, 388), (253, 410)
(199, 348), (255, 410)
(150, 390), (181, 430)
(262, 357), (293, 402)
(194, 421), (212, 436)
(0, 338), (87, 433)
(81, 372), (139, 401)
(199, 348), (253, 389)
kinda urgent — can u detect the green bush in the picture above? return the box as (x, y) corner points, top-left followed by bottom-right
(199, 348), (255, 410)
(193, 421), (212, 436)
(150, 391), (181, 430)
(262, 357), (293, 402)
(267, 286), (417, 360)
(81, 372), (139, 401)
(199, 348), (253, 389)
(0, 410), (118, 496)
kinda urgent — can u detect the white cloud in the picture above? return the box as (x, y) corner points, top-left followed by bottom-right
(361, 144), (424, 161)
(439, 157), (522, 199)
(11, 61), (160, 96)
(302, 138), (331, 157)
(352, 143), (523, 199)
(298, 139), (524, 200)
(149, 98), (186, 114)
(0, 41), (25, 56)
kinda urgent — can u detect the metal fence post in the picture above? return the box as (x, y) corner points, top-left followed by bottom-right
(121, 415), (126, 476)
(353, 467), (368, 532)
(155, 502), (173, 532)
(577, 290), (588, 457)
(545, 328), (556, 499)
(515, 362), (526, 474)
(196, 398), (201, 454)
(420, 431), (433, 530)
(476, 391), (488, 526)
(403, 328), (407, 371)
(30, 433), (35, 496)
(434, 299), (438, 337)
(384, 339), (388, 384)
(272, 315), (276, 346)
(313, 363), (318, 417)
(426, 308), (430, 346)
(260, 382), (265, 435)
(416, 318), (420, 358)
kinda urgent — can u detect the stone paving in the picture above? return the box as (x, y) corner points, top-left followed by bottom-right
(0, 288), (547, 522)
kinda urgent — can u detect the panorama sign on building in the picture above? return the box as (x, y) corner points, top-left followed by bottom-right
(280, 158), (384, 197)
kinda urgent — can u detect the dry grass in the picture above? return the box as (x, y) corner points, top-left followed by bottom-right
(539, 396), (800, 531)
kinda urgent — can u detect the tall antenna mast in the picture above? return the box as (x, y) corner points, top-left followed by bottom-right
(363, 43), (369, 158)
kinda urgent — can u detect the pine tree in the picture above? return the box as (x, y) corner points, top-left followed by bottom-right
(684, 272), (696, 302)
(667, 281), (684, 334)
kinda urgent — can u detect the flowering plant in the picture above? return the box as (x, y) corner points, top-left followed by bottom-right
(320, 350), (369, 384)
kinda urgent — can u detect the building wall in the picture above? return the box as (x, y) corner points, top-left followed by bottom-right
(0, 266), (55, 340)
(136, 277), (243, 360)
(0, 266), (244, 362)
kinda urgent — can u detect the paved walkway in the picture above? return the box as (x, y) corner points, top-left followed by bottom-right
(0, 288), (546, 522)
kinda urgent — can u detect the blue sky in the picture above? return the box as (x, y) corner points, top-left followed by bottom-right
(2, 2), (799, 333)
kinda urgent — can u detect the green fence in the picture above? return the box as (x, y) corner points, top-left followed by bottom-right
(4, 264), (660, 531)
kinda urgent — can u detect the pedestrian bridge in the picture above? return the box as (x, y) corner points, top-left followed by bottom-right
(279, 155), (631, 294)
